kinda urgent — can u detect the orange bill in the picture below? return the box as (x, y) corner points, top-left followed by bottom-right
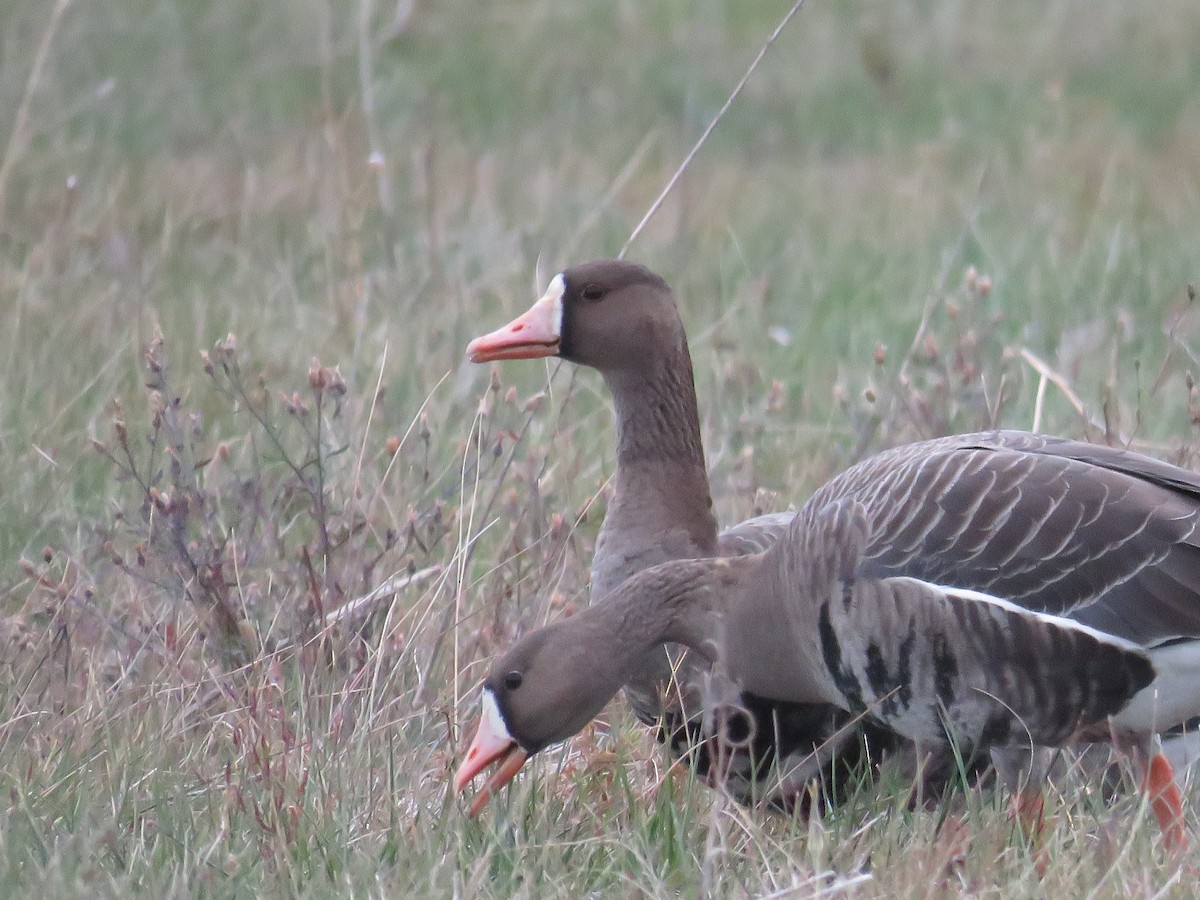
(454, 689), (530, 816)
(466, 275), (564, 362)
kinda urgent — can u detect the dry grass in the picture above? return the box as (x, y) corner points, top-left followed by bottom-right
(1, 0), (1200, 895)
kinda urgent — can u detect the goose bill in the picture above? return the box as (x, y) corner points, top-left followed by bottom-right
(455, 690), (530, 815)
(466, 275), (564, 362)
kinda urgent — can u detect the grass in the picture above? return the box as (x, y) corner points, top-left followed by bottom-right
(1, 0), (1200, 895)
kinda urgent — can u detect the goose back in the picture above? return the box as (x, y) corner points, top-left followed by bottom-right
(802, 431), (1200, 647)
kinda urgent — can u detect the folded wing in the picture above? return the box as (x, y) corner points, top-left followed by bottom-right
(811, 431), (1200, 646)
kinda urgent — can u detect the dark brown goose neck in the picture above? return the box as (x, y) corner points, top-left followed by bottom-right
(605, 341), (707, 466)
(592, 342), (720, 598)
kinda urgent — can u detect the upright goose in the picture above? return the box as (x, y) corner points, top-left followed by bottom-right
(456, 430), (1200, 848)
(466, 260), (899, 810)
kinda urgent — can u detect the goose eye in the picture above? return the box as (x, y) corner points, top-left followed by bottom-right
(580, 284), (604, 302)
(503, 671), (524, 690)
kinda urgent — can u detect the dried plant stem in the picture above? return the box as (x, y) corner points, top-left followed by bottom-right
(214, 361), (332, 559)
(1016, 346), (1121, 440)
(620, 0), (809, 258)
(0, 0), (73, 223)
(365, 368), (449, 518)
(1033, 369), (1049, 433)
(353, 342), (389, 496)
(566, 129), (660, 261)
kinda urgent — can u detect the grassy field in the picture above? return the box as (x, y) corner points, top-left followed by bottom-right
(2, 0), (1200, 895)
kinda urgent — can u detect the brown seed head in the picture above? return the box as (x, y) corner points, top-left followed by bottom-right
(327, 366), (346, 396)
(308, 359), (327, 392)
(215, 333), (238, 361)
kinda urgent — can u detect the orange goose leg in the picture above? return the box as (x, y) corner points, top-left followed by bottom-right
(992, 747), (1051, 859)
(1009, 788), (1047, 841)
(1008, 789), (1050, 877)
(1142, 751), (1188, 853)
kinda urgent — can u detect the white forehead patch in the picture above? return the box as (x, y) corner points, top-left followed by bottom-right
(481, 687), (515, 743)
(541, 273), (565, 337)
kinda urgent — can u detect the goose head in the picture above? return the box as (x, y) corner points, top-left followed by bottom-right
(453, 614), (635, 816)
(466, 259), (686, 373)
(454, 558), (731, 815)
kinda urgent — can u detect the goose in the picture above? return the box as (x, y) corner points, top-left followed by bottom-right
(456, 430), (1200, 848)
(466, 260), (902, 811)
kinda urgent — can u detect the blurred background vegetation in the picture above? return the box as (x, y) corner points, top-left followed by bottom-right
(2, 0), (1199, 895)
